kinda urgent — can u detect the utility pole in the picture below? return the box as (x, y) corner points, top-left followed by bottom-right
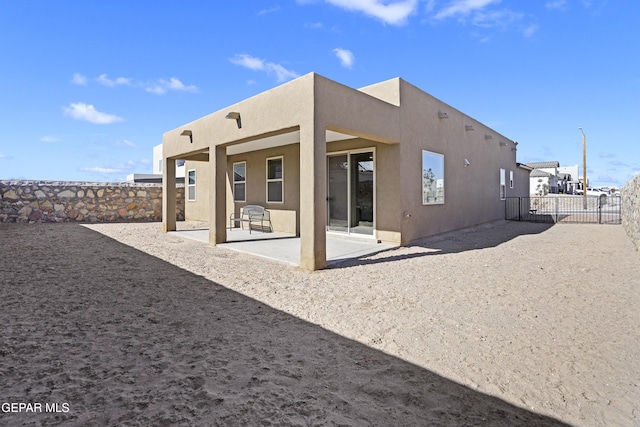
(579, 127), (587, 209)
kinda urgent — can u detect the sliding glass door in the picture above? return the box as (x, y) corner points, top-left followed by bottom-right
(327, 151), (374, 236)
(327, 154), (349, 232)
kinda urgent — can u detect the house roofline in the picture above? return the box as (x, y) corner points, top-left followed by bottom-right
(517, 162), (534, 171)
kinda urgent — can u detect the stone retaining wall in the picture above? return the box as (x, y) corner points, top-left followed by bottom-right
(621, 174), (640, 251)
(0, 181), (184, 223)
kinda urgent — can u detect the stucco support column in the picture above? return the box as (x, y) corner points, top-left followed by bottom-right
(208, 145), (227, 245)
(299, 124), (327, 270)
(162, 157), (176, 232)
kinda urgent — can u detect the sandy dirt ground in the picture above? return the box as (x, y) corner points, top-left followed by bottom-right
(1, 220), (638, 426)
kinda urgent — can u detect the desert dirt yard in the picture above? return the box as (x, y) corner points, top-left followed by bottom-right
(1, 220), (638, 426)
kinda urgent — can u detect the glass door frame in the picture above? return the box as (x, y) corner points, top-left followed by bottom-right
(326, 147), (376, 238)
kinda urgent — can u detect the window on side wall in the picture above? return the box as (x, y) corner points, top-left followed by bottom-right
(233, 162), (246, 202)
(266, 156), (283, 203)
(510, 170), (514, 189)
(500, 168), (506, 200)
(187, 169), (196, 201)
(422, 150), (445, 204)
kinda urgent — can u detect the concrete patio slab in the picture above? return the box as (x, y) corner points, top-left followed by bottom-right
(171, 228), (397, 267)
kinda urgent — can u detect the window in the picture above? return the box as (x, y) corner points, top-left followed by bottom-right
(422, 150), (445, 204)
(187, 169), (196, 201)
(266, 156), (283, 203)
(158, 159), (162, 173)
(500, 168), (506, 200)
(233, 162), (246, 202)
(509, 170), (514, 189)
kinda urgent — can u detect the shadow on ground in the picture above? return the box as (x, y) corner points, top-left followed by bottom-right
(332, 221), (554, 269)
(0, 223), (567, 426)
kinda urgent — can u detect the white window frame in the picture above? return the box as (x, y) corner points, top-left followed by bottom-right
(187, 169), (196, 201)
(233, 162), (246, 202)
(500, 168), (506, 200)
(266, 156), (284, 203)
(509, 170), (514, 189)
(422, 150), (445, 205)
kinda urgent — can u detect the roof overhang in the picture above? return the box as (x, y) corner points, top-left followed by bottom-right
(226, 129), (357, 156)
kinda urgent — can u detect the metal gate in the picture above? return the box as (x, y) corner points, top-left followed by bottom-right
(505, 195), (621, 224)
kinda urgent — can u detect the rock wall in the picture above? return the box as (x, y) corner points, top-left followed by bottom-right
(0, 181), (184, 223)
(621, 174), (640, 251)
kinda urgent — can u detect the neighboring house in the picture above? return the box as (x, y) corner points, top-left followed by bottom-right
(530, 169), (555, 195)
(558, 165), (583, 194)
(526, 161), (561, 194)
(558, 165), (578, 181)
(161, 72), (529, 270)
(126, 144), (185, 183)
(526, 162), (583, 195)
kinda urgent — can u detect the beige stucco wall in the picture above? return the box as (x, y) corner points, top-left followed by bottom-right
(184, 160), (210, 221)
(393, 80), (524, 244)
(515, 166), (533, 195)
(227, 143), (300, 234)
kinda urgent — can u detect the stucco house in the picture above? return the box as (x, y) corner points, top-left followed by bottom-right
(162, 73), (530, 270)
(526, 161), (560, 195)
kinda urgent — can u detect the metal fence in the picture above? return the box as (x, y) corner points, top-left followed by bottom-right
(505, 195), (621, 224)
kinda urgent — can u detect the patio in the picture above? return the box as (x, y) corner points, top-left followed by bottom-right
(170, 227), (397, 267)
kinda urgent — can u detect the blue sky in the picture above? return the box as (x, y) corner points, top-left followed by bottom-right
(1, 0), (638, 188)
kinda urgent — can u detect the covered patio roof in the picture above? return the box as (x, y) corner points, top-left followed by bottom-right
(162, 72), (402, 270)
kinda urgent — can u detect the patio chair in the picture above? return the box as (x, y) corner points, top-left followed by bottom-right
(229, 205), (272, 234)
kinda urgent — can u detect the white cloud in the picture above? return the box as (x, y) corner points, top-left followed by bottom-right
(325, 0), (418, 25)
(63, 102), (124, 124)
(523, 23), (539, 37)
(305, 22), (324, 29)
(96, 74), (132, 87)
(0, 153), (11, 159)
(432, 0), (538, 37)
(268, 63), (300, 82)
(79, 159), (144, 176)
(112, 139), (137, 148)
(470, 32), (491, 43)
(144, 77), (198, 95)
(230, 54), (266, 70)
(546, 0), (567, 10)
(434, 0), (500, 20)
(72, 73), (87, 86)
(79, 166), (123, 174)
(230, 54), (300, 82)
(258, 6), (280, 15)
(40, 135), (60, 143)
(144, 85), (166, 95)
(333, 48), (355, 68)
(72, 73), (197, 95)
(471, 9), (523, 28)
(425, 0), (436, 13)
(165, 77), (198, 92)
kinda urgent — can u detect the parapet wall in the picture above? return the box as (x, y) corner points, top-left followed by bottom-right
(0, 180), (184, 223)
(621, 174), (640, 251)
